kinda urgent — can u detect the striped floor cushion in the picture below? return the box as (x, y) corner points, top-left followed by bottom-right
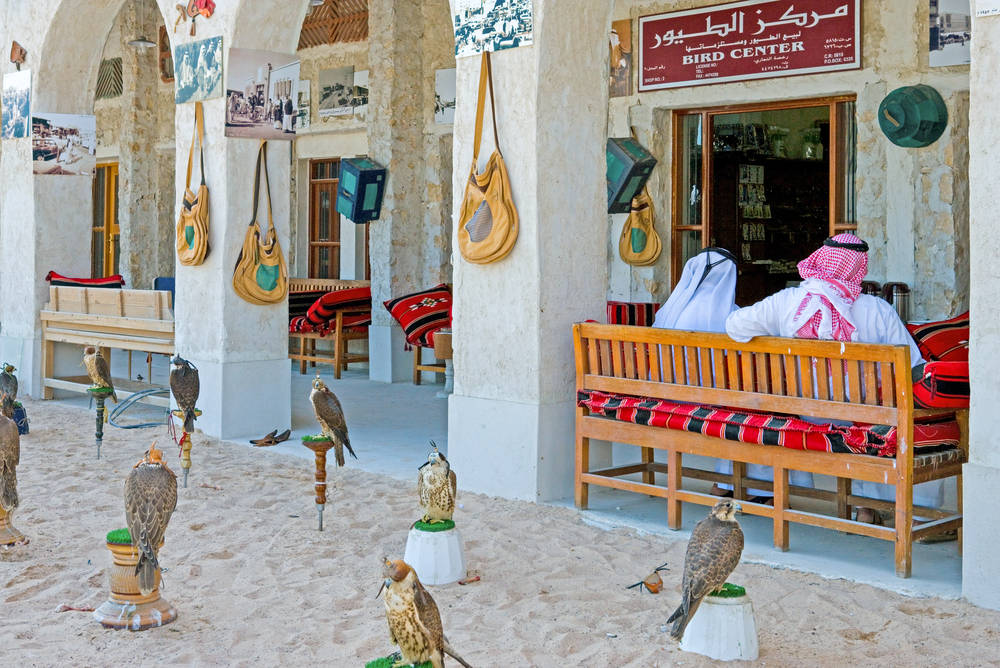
(289, 286), (372, 336)
(913, 361), (969, 409)
(577, 390), (960, 458)
(906, 312), (969, 362)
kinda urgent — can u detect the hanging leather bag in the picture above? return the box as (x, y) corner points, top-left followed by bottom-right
(232, 140), (288, 305)
(457, 51), (519, 264)
(618, 186), (662, 266)
(176, 101), (210, 266)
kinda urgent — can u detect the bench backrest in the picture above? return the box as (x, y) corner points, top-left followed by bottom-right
(288, 278), (370, 293)
(573, 323), (913, 428)
(45, 286), (173, 320)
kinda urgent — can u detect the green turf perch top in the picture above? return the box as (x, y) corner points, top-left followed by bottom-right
(106, 528), (132, 545)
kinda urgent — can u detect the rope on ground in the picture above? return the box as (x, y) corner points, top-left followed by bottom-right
(108, 388), (170, 429)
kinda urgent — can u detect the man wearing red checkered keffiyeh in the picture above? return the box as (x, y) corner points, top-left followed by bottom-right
(790, 232), (869, 342)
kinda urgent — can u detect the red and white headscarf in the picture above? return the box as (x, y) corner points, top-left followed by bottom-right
(791, 233), (869, 342)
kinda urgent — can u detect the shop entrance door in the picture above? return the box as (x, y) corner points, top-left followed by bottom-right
(671, 97), (856, 305)
(91, 162), (119, 278)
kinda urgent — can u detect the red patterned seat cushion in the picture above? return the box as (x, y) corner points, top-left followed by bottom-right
(906, 312), (969, 362)
(607, 301), (658, 326)
(45, 270), (124, 288)
(289, 287), (371, 336)
(913, 360), (969, 409)
(289, 290), (326, 319)
(383, 284), (452, 347)
(577, 390), (960, 458)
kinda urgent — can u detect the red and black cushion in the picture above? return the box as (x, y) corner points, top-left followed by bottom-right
(607, 301), (658, 326)
(906, 312), (969, 362)
(289, 287), (372, 336)
(913, 361), (970, 409)
(383, 284), (452, 347)
(289, 290), (326, 319)
(45, 271), (124, 288)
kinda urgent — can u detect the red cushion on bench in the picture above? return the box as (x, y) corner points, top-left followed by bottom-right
(607, 301), (658, 326)
(45, 271), (124, 288)
(577, 390), (960, 458)
(304, 287), (372, 332)
(289, 290), (326, 319)
(383, 284), (452, 347)
(913, 360), (969, 409)
(906, 312), (969, 361)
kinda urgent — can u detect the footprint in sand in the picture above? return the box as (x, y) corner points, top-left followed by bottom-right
(202, 549), (234, 560)
(897, 602), (956, 619)
(5, 563), (60, 588)
(839, 620), (891, 642)
(190, 523), (206, 531)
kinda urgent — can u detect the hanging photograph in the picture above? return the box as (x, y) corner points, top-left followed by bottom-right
(318, 66), (355, 118)
(452, 0), (534, 58)
(1, 69), (31, 139)
(297, 79), (311, 130)
(173, 35), (223, 104)
(435, 68), (456, 124)
(31, 113), (97, 176)
(353, 70), (369, 121)
(609, 19), (633, 98)
(930, 0), (972, 67)
(225, 48), (300, 140)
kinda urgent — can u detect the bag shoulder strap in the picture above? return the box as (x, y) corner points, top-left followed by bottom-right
(250, 139), (273, 228)
(473, 51), (500, 161)
(186, 101), (206, 188)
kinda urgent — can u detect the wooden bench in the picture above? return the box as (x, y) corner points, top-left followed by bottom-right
(287, 278), (371, 379)
(39, 286), (174, 406)
(573, 323), (966, 578)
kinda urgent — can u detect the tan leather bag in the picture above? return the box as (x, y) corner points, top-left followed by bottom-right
(176, 101), (210, 266)
(618, 186), (662, 266)
(232, 141), (288, 305)
(457, 51), (518, 265)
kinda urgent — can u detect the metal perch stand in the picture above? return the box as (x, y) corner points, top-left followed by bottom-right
(301, 437), (333, 531)
(87, 387), (115, 459)
(170, 409), (202, 488)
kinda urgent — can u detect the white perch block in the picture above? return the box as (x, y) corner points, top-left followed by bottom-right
(679, 592), (759, 662)
(403, 525), (466, 586)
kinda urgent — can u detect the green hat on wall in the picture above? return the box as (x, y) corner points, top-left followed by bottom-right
(878, 84), (948, 148)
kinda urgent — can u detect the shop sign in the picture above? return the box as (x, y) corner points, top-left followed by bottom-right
(977, 0), (1000, 17)
(638, 0), (860, 91)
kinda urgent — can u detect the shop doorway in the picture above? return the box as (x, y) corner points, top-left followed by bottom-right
(308, 157), (371, 280)
(672, 97), (857, 305)
(91, 162), (119, 278)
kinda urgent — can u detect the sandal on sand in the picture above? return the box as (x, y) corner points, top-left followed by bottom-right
(250, 429), (279, 447)
(855, 507), (883, 525)
(273, 429), (291, 444)
(916, 527), (959, 544)
(711, 484), (734, 498)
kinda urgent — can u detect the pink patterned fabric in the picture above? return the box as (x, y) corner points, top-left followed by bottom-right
(793, 233), (868, 341)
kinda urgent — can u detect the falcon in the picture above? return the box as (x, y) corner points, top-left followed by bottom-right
(124, 444), (178, 595)
(0, 414), (19, 515)
(667, 499), (744, 640)
(377, 559), (472, 668)
(310, 377), (356, 467)
(0, 363), (17, 419)
(169, 357), (200, 433)
(83, 346), (117, 402)
(417, 443), (456, 524)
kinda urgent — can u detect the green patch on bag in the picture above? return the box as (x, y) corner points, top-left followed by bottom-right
(256, 263), (279, 291)
(184, 225), (195, 248)
(630, 228), (647, 253)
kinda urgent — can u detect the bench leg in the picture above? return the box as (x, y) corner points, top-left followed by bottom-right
(667, 449), (682, 530)
(309, 339), (316, 368)
(413, 346), (421, 385)
(837, 477), (852, 520)
(42, 335), (54, 400)
(641, 445), (655, 486)
(773, 467), (789, 552)
(733, 461), (746, 501)
(957, 469), (963, 556)
(894, 480), (913, 578)
(298, 337), (307, 374)
(575, 412), (589, 509)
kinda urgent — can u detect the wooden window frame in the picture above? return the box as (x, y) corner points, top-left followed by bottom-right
(92, 162), (120, 278)
(308, 158), (341, 279)
(158, 26), (174, 84)
(669, 95), (857, 286)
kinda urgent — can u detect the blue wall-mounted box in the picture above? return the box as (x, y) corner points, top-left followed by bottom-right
(336, 156), (387, 223)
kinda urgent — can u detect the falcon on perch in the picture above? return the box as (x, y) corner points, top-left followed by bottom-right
(83, 346), (117, 402)
(169, 357), (200, 433)
(0, 363), (18, 419)
(417, 443), (456, 524)
(124, 444), (177, 595)
(378, 559), (473, 668)
(310, 377), (356, 467)
(667, 499), (744, 640)
(0, 415), (19, 515)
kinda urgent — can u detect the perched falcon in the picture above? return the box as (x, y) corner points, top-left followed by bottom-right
(0, 414), (19, 513)
(667, 499), (744, 640)
(417, 443), (456, 524)
(124, 444), (178, 595)
(83, 346), (117, 402)
(378, 559), (472, 668)
(310, 377), (356, 467)
(169, 357), (200, 433)
(0, 364), (17, 419)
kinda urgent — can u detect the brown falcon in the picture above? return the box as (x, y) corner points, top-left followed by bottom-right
(83, 346), (117, 402)
(417, 442), (456, 524)
(667, 499), (744, 640)
(0, 414), (19, 514)
(0, 363), (17, 419)
(169, 357), (200, 433)
(124, 444), (178, 595)
(310, 377), (356, 467)
(377, 559), (472, 668)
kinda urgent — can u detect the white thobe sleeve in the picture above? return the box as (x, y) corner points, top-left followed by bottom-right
(725, 290), (790, 342)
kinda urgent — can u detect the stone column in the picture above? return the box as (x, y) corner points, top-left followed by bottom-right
(447, 0), (614, 501)
(118, 0), (163, 290)
(964, 6), (1000, 611)
(366, 0), (428, 382)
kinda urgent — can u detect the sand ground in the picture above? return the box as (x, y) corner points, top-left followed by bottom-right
(3, 397), (999, 667)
